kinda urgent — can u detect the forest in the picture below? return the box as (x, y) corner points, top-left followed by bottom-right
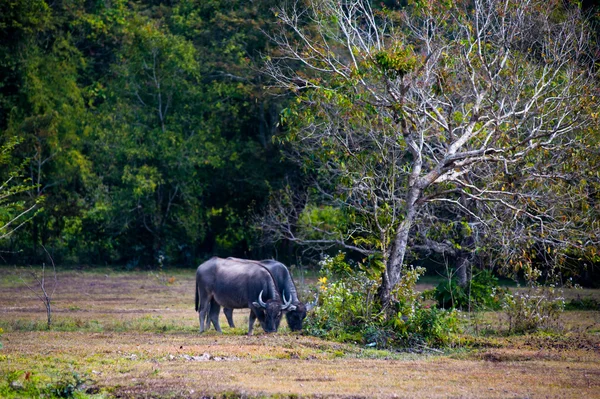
(1, 0), (599, 283)
(1, 0), (300, 267)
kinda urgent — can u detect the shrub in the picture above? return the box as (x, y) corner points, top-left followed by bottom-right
(503, 285), (565, 333)
(390, 266), (461, 348)
(0, 370), (93, 399)
(304, 253), (380, 340)
(434, 269), (506, 310)
(47, 372), (90, 398)
(564, 296), (600, 311)
(305, 253), (461, 349)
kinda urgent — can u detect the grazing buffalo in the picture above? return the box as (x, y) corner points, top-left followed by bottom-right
(195, 257), (292, 335)
(224, 258), (308, 331)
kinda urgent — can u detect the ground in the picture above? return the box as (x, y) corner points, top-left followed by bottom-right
(0, 267), (599, 398)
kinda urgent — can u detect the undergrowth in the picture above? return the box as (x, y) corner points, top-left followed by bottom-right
(304, 252), (462, 350)
(564, 296), (600, 311)
(433, 269), (507, 311)
(0, 370), (102, 399)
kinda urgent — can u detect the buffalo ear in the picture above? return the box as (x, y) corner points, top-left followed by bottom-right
(252, 301), (260, 308)
(288, 305), (297, 311)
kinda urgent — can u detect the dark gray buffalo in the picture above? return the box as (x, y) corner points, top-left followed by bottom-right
(224, 258), (308, 331)
(195, 257), (292, 335)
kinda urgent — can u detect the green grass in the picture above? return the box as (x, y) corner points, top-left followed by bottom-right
(0, 316), (197, 334)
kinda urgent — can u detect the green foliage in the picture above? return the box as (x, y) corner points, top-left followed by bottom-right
(503, 286), (565, 334)
(298, 205), (350, 241)
(306, 253), (461, 349)
(390, 266), (461, 348)
(391, 305), (461, 348)
(0, 0), (296, 266)
(305, 253), (380, 338)
(434, 270), (507, 310)
(47, 372), (90, 398)
(0, 370), (95, 399)
(0, 136), (39, 239)
(374, 45), (420, 78)
(564, 296), (600, 311)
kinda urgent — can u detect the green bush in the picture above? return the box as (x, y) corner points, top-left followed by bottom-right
(434, 269), (506, 310)
(304, 253), (380, 340)
(0, 370), (93, 399)
(47, 372), (90, 398)
(305, 253), (461, 349)
(564, 296), (600, 311)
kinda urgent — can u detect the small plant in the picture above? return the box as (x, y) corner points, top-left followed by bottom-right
(150, 271), (176, 286)
(503, 285), (565, 334)
(393, 305), (461, 348)
(1, 370), (94, 399)
(0, 370), (41, 398)
(47, 372), (90, 398)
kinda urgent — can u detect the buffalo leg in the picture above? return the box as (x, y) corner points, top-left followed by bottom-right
(203, 301), (211, 331)
(203, 300), (220, 331)
(209, 300), (222, 333)
(198, 295), (212, 333)
(223, 308), (235, 328)
(248, 310), (257, 336)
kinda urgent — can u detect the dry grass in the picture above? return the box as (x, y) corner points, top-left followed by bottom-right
(1, 267), (599, 398)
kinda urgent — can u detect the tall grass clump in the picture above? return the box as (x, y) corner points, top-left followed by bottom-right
(305, 252), (461, 349)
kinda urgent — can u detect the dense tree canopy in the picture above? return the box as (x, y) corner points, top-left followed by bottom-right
(0, 0), (598, 288)
(0, 0), (296, 267)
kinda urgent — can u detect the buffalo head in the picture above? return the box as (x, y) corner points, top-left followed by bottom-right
(251, 290), (292, 333)
(285, 302), (307, 331)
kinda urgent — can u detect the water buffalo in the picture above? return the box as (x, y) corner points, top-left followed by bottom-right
(224, 258), (308, 331)
(195, 257), (292, 335)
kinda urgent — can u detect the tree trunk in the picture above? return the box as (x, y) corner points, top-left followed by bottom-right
(456, 234), (474, 287)
(455, 254), (469, 288)
(45, 301), (52, 329)
(378, 186), (420, 310)
(153, 232), (163, 270)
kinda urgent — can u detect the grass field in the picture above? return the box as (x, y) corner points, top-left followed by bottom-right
(0, 267), (599, 398)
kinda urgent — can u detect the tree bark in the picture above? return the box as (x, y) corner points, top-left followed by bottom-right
(378, 186), (420, 309)
(455, 254), (469, 288)
(456, 234), (475, 287)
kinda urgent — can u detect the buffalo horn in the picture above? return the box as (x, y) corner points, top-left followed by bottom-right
(281, 291), (292, 310)
(258, 290), (267, 308)
(306, 292), (319, 311)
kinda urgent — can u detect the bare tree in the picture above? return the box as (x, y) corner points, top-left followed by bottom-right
(263, 0), (598, 308)
(21, 246), (57, 329)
